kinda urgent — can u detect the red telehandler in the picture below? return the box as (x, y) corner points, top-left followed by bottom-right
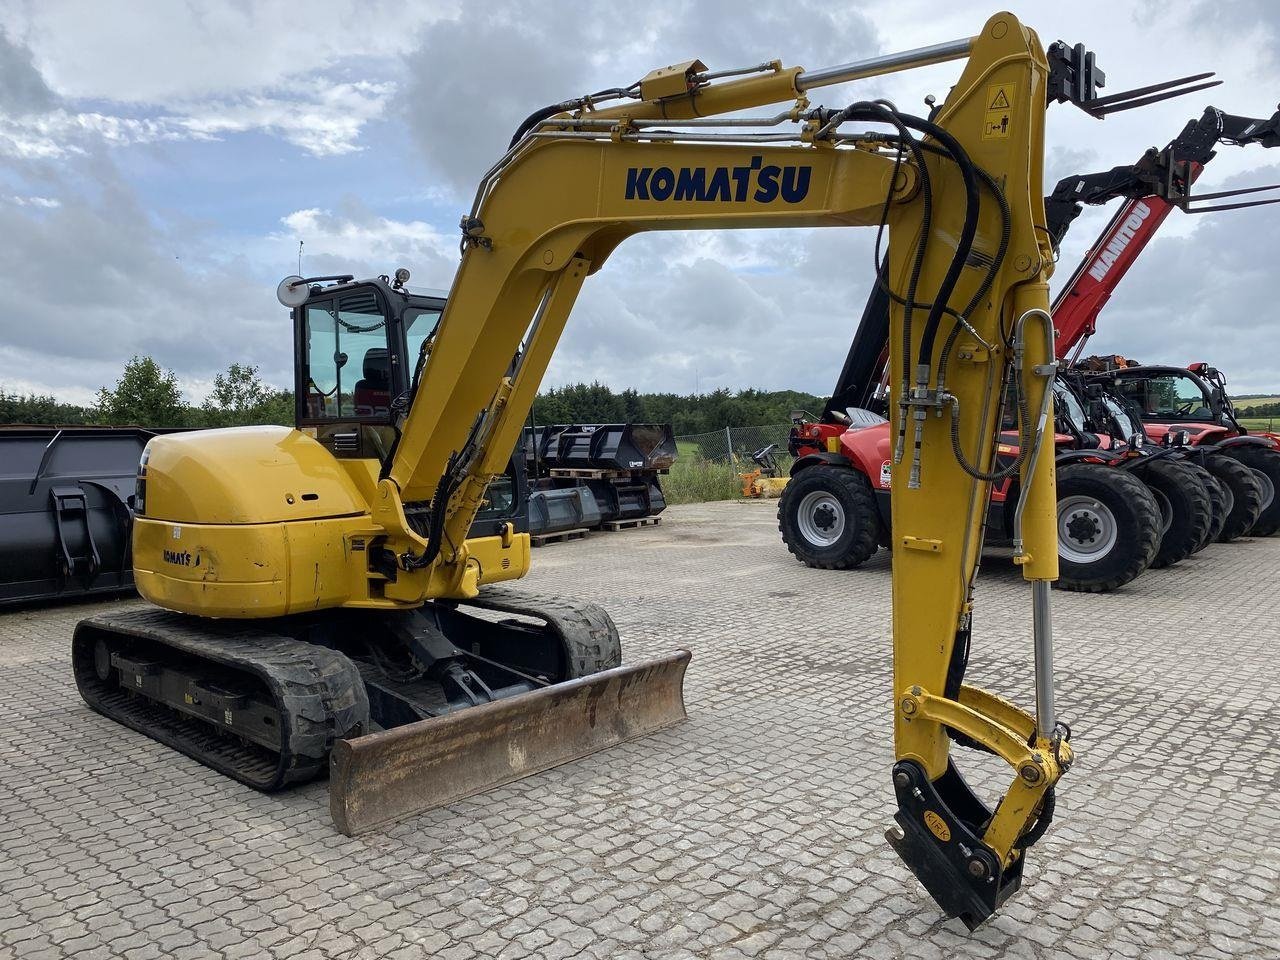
(782, 104), (1280, 585)
(1051, 105), (1280, 537)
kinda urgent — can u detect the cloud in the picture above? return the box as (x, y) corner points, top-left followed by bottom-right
(399, 0), (880, 196)
(0, 155), (292, 401)
(170, 80), (396, 156)
(268, 203), (459, 286)
(0, 86), (395, 161)
(3, 0), (1280, 411)
(0, 27), (55, 115)
(1079, 162), (1280, 391)
(5, 1), (451, 103)
(0, 13), (400, 160)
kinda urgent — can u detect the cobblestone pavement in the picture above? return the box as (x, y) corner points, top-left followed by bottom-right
(2, 500), (1278, 959)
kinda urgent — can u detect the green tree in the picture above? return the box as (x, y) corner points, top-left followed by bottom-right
(198, 363), (294, 427)
(0, 388), (91, 425)
(529, 382), (826, 433)
(95, 356), (187, 427)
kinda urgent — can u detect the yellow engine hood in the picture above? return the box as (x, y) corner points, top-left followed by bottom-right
(141, 426), (369, 524)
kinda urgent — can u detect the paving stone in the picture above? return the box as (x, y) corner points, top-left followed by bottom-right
(0, 502), (1277, 959)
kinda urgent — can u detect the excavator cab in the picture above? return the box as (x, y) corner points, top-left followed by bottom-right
(286, 273), (526, 536)
(290, 274), (433, 457)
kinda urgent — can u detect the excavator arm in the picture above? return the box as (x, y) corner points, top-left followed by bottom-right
(369, 13), (1080, 927)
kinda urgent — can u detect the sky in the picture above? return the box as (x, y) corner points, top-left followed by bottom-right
(1, 0), (1278, 407)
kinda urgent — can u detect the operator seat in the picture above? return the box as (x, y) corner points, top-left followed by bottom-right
(353, 348), (391, 416)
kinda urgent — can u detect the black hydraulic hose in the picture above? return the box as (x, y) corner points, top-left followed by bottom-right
(509, 86), (638, 148)
(900, 116), (981, 372)
(937, 162), (1012, 390)
(845, 105), (936, 394)
(949, 377), (1029, 482)
(509, 101), (586, 148)
(851, 113), (980, 384)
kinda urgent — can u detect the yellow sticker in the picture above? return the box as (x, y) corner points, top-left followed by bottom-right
(924, 810), (952, 842)
(983, 82), (1016, 140)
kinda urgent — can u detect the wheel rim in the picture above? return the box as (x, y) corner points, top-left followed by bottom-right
(1149, 487), (1173, 535)
(796, 490), (846, 547)
(1057, 494), (1119, 563)
(1249, 468), (1275, 512)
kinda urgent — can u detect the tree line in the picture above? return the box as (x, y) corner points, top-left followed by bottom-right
(2, 356), (825, 433)
(0, 357), (293, 429)
(530, 383), (824, 435)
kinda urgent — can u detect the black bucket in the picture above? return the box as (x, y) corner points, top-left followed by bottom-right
(0, 426), (164, 605)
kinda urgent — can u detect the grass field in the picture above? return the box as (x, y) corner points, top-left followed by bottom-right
(663, 458), (742, 504)
(664, 447), (795, 504)
(1236, 417), (1277, 433)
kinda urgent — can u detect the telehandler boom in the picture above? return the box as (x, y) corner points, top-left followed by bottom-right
(71, 13), (1170, 927)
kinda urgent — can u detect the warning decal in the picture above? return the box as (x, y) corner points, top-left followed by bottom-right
(982, 82), (1016, 140)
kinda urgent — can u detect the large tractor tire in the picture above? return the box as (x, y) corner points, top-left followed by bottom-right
(1222, 445), (1280, 537)
(1054, 463), (1161, 593)
(778, 465), (881, 569)
(1204, 453), (1264, 542)
(1183, 462), (1229, 548)
(1134, 458), (1212, 568)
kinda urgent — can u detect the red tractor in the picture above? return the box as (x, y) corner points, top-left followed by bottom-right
(1079, 359), (1280, 536)
(1049, 105), (1280, 539)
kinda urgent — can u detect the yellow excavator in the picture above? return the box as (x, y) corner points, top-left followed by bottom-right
(70, 13), (1201, 928)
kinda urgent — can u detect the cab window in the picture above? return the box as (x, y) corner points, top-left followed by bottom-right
(303, 291), (392, 420)
(404, 306), (443, 390)
(1114, 375), (1209, 420)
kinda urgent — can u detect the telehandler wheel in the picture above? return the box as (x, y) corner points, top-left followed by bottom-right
(1183, 462), (1229, 549)
(1204, 453), (1264, 542)
(1222, 445), (1280, 536)
(778, 465), (881, 569)
(1053, 463), (1161, 593)
(1135, 459), (1211, 568)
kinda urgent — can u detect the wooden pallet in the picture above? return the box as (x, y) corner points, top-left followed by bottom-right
(530, 528), (590, 547)
(547, 467), (631, 479)
(599, 516), (662, 532)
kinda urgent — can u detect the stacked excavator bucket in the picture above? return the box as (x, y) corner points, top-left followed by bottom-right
(524, 423), (676, 534)
(0, 426), (159, 605)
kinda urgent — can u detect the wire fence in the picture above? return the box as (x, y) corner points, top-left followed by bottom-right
(675, 423), (791, 464)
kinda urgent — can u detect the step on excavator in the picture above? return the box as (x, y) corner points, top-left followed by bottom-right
(782, 101), (1278, 586)
(71, 14), (1199, 928)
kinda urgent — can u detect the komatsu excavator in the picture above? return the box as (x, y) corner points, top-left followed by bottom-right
(72, 14), (1186, 928)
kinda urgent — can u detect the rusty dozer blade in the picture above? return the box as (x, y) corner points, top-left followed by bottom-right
(329, 650), (691, 836)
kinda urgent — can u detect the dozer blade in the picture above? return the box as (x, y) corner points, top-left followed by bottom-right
(329, 650), (690, 835)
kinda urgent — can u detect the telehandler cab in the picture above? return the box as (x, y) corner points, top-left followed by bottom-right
(70, 14), (1191, 927)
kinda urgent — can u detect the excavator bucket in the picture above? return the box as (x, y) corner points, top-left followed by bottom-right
(329, 650), (691, 836)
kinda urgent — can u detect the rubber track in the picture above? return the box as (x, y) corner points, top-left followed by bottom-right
(462, 586), (622, 678)
(72, 609), (368, 792)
